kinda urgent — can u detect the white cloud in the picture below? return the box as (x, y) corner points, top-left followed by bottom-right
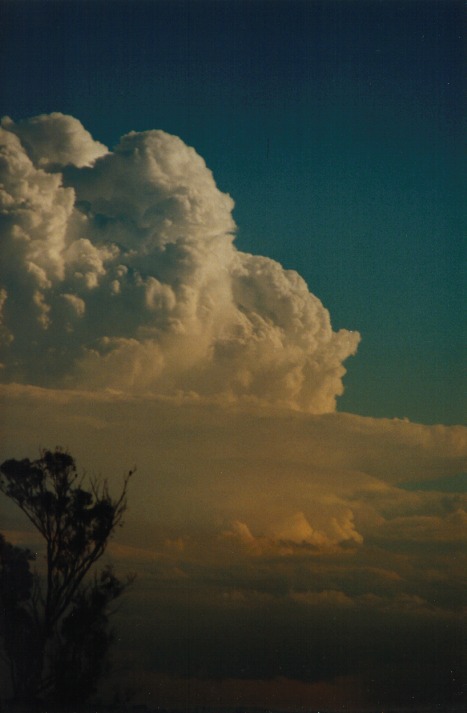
(223, 508), (363, 557)
(270, 508), (363, 548)
(0, 113), (359, 411)
(3, 115), (465, 688)
(1, 113), (108, 169)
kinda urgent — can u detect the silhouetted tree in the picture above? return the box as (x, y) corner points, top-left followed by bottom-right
(0, 448), (134, 706)
(0, 534), (41, 700)
(52, 565), (127, 705)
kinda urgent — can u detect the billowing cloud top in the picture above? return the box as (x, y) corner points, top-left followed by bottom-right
(0, 113), (359, 411)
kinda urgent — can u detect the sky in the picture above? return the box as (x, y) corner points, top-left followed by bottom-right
(1, 0), (465, 425)
(0, 1), (466, 711)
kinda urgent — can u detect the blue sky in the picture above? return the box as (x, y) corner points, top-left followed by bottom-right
(2, 0), (464, 424)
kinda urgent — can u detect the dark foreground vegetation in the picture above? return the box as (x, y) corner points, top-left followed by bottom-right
(1, 701), (465, 713)
(0, 449), (134, 709)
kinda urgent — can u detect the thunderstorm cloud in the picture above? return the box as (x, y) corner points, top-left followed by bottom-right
(2, 113), (466, 709)
(0, 112), (359, 411)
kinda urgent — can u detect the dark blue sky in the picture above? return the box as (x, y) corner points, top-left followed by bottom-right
(2, 0), (465, 423)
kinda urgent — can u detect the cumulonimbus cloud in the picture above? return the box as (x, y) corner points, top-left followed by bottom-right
(0, 112), (359, 412)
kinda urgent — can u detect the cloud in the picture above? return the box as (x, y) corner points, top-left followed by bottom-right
(374, 508), (467, 546)
(1, 113), (465, 708)
(290, 589), (356, 608)
(223, 508), (363, 556)
(2, 384), (466, 559)
(1, 113), (108, 169)
(1, 385), (466, 705)
(0, 113), (359, 411)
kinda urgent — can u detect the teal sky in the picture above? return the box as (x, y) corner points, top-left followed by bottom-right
(1, 0), (465, 424)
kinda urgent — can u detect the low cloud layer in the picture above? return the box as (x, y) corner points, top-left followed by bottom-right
(1, 387), (466, 708)
(0, 113), (359, 412)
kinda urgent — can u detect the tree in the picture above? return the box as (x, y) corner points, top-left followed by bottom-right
(52, 565), (128, 705)
(0, 448), (134, 706)
(0, 534), (41, 700)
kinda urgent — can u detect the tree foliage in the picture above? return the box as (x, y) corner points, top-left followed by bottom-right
(0, 448), (134, 706)
(52, 566), (127, 704)
(0, 534), (40, 699)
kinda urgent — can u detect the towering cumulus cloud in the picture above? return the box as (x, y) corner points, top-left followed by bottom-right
(0, 113), (359, 411)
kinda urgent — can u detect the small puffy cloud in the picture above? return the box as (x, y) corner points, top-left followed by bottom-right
(61, 293), (85, 317)
(271, 509), (362, 548)
(222, 508), (363, 559)
(0, 113), (359, 412)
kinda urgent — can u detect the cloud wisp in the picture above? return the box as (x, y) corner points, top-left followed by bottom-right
(0, 112), (359, 412)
